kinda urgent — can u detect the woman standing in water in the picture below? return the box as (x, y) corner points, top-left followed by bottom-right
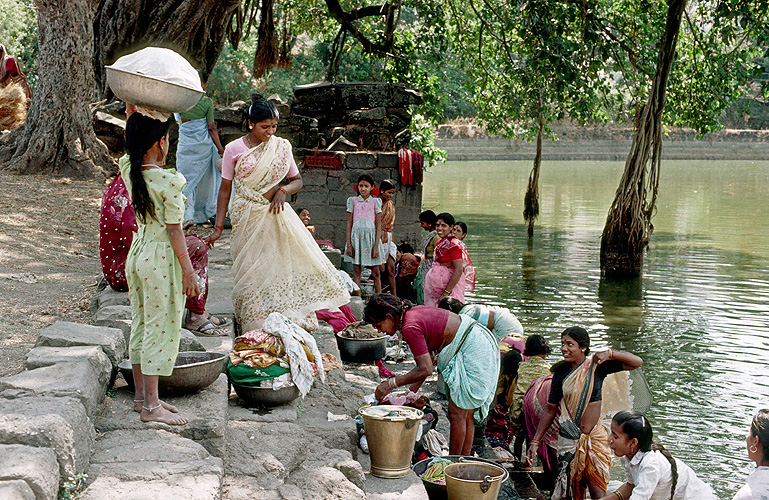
(526, 326), (642, 500)
(205, 99), (348, 331)
(423, 212), (474, 307)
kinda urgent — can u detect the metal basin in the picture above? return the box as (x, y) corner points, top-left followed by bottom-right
(119, 351), (226, 395)
(412, 456), (504, 500)
(336, 332), (386, 363)
(106, 67), (203, 114)
(230, 380), (300, 407)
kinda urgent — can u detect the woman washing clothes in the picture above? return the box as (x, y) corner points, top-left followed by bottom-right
(526, 326), (642, 500)
(365, 293), (499, 455)
(205, 99), (348, 331)
(437, 297), (524, 342)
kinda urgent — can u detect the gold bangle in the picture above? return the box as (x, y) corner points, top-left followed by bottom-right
(615, 490), (625, 500)
(530, 440), (540, 446)
(388, 377), (397, 389)
(608, 348), (614, 360)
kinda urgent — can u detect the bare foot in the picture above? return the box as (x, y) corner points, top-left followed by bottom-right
(140, 405), (188, 425)
(133, 399), (178, 413)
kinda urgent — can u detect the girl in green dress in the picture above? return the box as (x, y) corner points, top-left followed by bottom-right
(122, 112), (200, 425)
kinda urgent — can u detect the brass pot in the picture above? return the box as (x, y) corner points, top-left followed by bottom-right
(445, 460), (508, 500)
(359, 405), (424, 478)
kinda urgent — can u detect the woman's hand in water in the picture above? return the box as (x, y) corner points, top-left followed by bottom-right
(183, 273), (200, 297)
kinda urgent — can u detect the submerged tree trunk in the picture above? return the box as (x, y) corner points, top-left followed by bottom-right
(524, 111), (544, 239)
(0, 0), (112, 178)
(93, 0), (240, 94)
(599, 0), (686, 278)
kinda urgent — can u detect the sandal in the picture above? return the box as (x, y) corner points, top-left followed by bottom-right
(208, 314), (231, 327)
(188, 319), (229, 337)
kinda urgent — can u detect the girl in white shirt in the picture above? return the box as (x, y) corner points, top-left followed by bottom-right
(599, 410), (716, 500)
(732, 409), (769, 500)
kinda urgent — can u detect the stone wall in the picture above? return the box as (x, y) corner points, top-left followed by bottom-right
(213, 83), (426, 249)
(435, 123), (769, 161)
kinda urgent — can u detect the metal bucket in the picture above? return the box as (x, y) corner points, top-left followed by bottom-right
(445, 460), (508, 500)
(359, 405), (424, 478)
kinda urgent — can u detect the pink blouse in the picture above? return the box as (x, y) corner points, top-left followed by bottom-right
(401, 306), (450, 357)
(221, 137), (298, 181)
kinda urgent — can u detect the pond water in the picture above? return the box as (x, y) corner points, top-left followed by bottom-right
(422, 159), (769, 498)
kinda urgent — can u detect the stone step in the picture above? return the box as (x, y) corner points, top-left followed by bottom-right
(0, 394), (94, 480)
(0, 444), (59, 500)
(81, 429), (223, 500)
(94, 373), (229, 458)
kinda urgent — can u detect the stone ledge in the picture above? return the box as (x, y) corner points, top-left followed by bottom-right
(35, 321), (126, 371)
(0, 395), (94, 479)
(0, 360), (108, 416)
(0, 444), (59, 500)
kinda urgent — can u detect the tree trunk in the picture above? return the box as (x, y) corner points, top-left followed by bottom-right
(0, 0), (112, 178)
(599, 0), (686, 278)
(524, 110), (544, 239)
(93, 0), (240, 94)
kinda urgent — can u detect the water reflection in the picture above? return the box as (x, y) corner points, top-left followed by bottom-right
(423, 160), (769, 497)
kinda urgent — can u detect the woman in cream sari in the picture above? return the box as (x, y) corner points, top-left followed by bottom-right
(205, 100), (349, 331)
(526, 326), (642, 500)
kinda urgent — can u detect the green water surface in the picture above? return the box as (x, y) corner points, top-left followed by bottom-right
(422, 159), (769, 498)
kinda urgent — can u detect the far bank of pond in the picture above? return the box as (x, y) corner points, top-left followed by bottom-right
(435, 125), (769, 161)
(422, 159), (769, 498)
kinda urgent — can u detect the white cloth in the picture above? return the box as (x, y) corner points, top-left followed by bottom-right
(621, 450), (716, 500)
(732, 466), (769, 500)
(263, 312), (325, 397)
(108, 47), (203, 91)
(338, 270), (360, 294)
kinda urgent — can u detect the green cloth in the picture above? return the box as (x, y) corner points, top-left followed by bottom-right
(179, 95), (214, 122)
(437, 315), (500, 421)
(227, 360), (290, 384)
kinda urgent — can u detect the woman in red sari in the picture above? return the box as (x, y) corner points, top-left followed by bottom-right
(423, 212), (474, 307)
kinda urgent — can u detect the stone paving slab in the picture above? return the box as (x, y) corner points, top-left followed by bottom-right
(94, 374), (228, 457)
(0, 360), (107, 415)
(0, 444), (59, 500)
(35, 321), (126, 370)
(0, 395), (94, 478)
(82, 429), (222, 500)
(24, 345), (113, 385)
(0, 479), (35, 500)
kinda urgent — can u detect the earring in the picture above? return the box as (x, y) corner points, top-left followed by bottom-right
(750, 445), (758, 453)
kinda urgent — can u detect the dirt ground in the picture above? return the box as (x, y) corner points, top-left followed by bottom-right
(0, 170), (106, 377)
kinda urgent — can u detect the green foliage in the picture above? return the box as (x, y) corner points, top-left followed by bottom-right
(0, 0), (38, 89)
(58, 473), (87, 500)
(409, 113), (446, 169)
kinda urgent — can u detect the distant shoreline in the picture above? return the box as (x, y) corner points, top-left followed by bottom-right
(435, 123), (769, 161)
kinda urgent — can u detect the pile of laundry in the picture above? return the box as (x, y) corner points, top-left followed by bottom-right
(227, 312), (325, 395)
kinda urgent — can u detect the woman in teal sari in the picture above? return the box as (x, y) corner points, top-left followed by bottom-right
(365, 293), (499, 455)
